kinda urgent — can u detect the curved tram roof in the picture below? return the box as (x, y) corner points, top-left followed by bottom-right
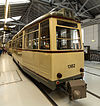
(12, 12), (80, 40)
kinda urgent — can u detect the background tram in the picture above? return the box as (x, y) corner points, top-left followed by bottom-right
(11, 10), (86, 100)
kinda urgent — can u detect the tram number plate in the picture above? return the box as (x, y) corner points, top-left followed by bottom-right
(68, 64), (75, 68)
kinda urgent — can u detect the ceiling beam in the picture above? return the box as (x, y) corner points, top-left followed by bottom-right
(11, 17), (25, 25)
(80, 4), (100, 16)
(77, 0), (95, 19)
(7, 22), (25, 26)
(67, 0), (76, 12)
(77, 0), (89, 14)
(37, 0), (73, 11)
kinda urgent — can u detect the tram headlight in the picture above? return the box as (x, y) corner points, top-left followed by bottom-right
(57, 73), (62, 78)
(80, 68), (84, 72)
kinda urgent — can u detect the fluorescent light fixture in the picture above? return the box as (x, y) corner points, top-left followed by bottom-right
(5, 0), (9, 24)
(12, 16), (21, 20)
(0, 28), (4, 31)
(9, 0), (30, 4)
(0, 16), (21, 22)
(0, 0), (30, 5)
(9, 25), (16, 28)
(91, 39), (95, 42)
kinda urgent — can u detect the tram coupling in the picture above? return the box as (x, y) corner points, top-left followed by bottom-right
(59, 79), (87, 100)
(66, 79), (87, 100)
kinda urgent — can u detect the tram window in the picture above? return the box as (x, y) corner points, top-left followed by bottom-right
(19, 37), (22, 48)
(40, 20), (50, 49)
(33, 24), (38, 30)
(26, 24), (38, 33)
(12, 41), (16, 49)
(13, 42), (15, 48)
(12, 42), (14, 48)
(26, 32), (38, 49)
(56, 27), (81, 50)
(33, 31), (38, 49)
(16, 40), (18, 48)
(26, 24), (39, 49)
(27, 33), (33, 49)
(9, 42), (11, 48)
(57, 20), (77, 28)
(16, 37), (22, 48)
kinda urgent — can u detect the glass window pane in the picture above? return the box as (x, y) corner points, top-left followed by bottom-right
(40, 20), (50, 50)
(27, 34), (32, 49)
(33, 31), (38, 49)
(16, 37), (22, 48)
(40, 40), (50, 49)
(25, 24), (39, 49)
(56, 27), (81, 50)
(57, 20), (77, 28)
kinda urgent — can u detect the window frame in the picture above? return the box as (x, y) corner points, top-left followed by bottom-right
(55, 19), (83, 51)
(24, 24), (39, 50)
(16, 36), (22, 49)
(39, 19), (50, 50)
(56, 26), (81, 50)
(24, 18), (51, 51)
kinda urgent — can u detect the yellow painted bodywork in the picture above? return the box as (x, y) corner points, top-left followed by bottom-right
(12, 49), (22, 64)
(51, 52), (84, 81)
(8, 48), (12, 54)
(12, 51), (84, 81)
(12, 16), (84, 82)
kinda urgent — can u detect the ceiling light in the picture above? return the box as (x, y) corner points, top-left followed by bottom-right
(0, 28), (4, 31)
(91, 39), (95, 42)
(0, 0), (30, 5)
(9, 25), (16, 28)
(0, 16), (21, 22)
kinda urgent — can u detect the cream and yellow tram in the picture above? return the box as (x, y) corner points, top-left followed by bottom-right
(12, 12), (86, 100)
(6, 40), (12, 55)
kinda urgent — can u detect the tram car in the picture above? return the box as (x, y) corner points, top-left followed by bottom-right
(6, 40), (12, 55)
(11, 9), (87, 100)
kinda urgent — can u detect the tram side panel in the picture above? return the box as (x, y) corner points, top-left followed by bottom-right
(8, 48), (12, 55)
(22, 51), (52, 80)
(22, 51), (39, 74)
(21, 50), (84, 81)
(39, 52), (51, 80)
(12, 49), (22, 65)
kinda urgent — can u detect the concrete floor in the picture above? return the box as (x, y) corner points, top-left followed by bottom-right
(0, 54), (100, 106)
(0, 54), (52, 106)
